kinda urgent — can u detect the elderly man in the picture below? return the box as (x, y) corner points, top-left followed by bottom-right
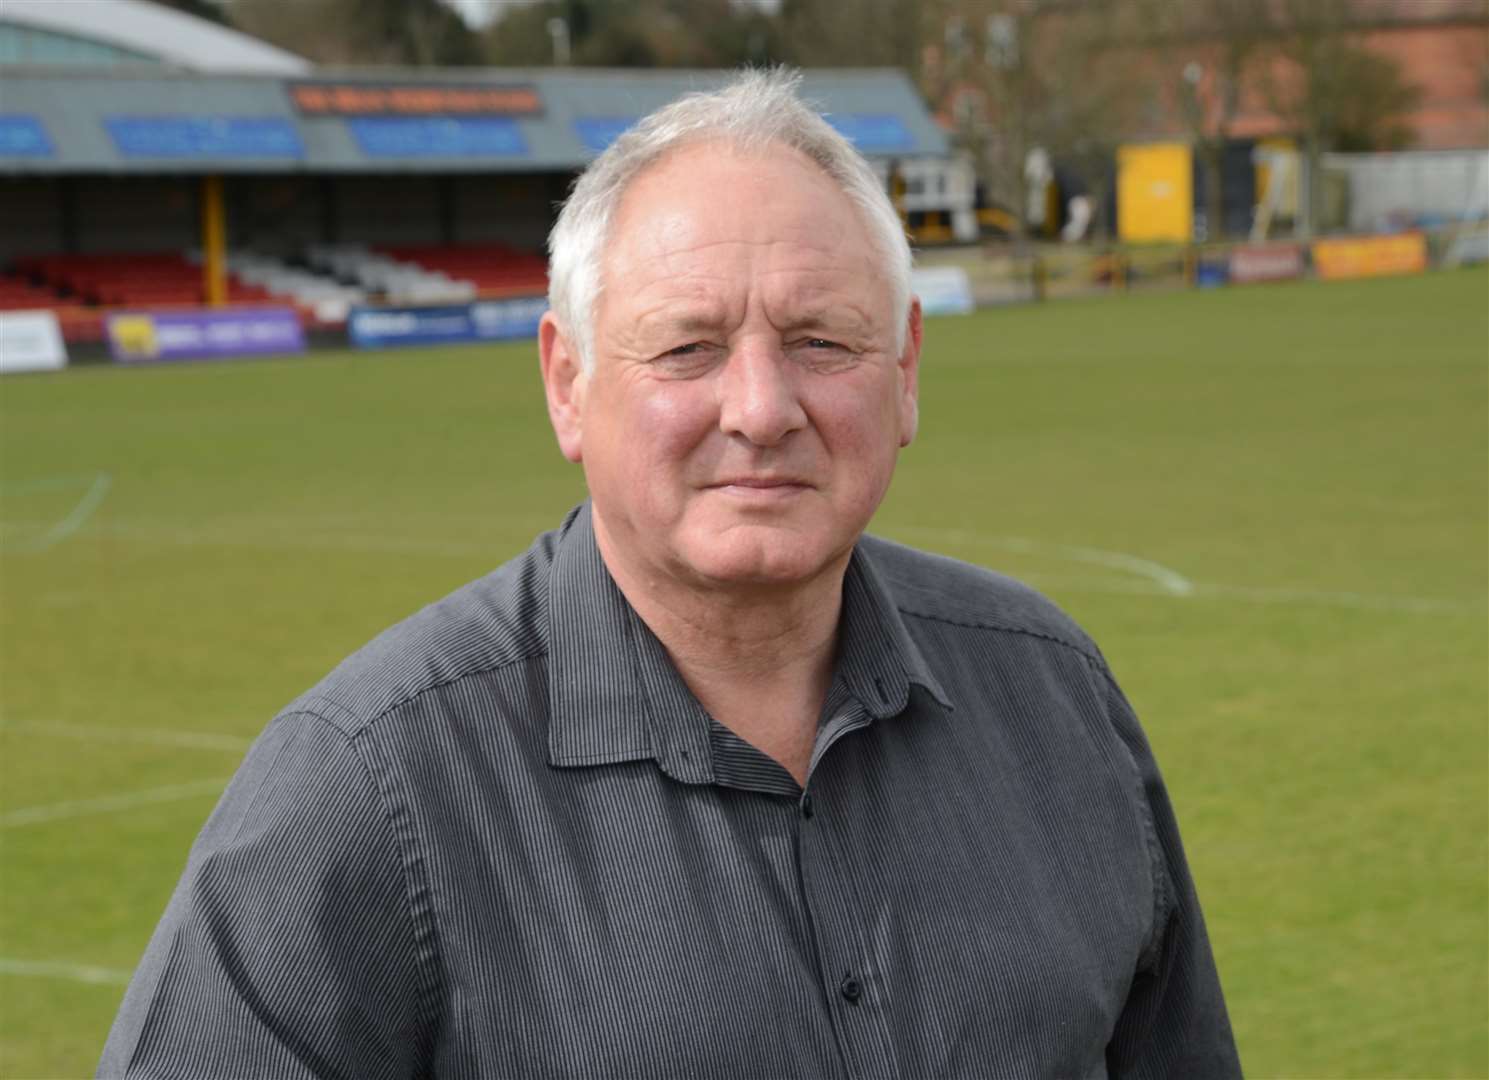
(100, 70), (1240, 1079)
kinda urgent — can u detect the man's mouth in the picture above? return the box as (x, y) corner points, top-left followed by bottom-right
(707, 476), (813, 497)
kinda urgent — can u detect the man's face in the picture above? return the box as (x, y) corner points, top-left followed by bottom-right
(541, 140), (922, 594)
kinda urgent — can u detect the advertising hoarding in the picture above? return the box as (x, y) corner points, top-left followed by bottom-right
(1228, 243), (1305, 284)
(349, 297), (547, 349)
(910, 267), (975, 316)
(107, 308), (305, 363)
(289, 83), (541, 116)
(0, 115), (54, 159)
(0, 310), (68, 373)
(1311, 233), (1427, 280)
(104, 117), (304, 160)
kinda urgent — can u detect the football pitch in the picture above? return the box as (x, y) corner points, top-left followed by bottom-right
(2, 268), (1485, 1078)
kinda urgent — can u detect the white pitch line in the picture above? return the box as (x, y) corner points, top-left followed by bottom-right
(4, 471), (113, 553)
(1, 777), (229, 829)
(887, 525), (1478, 616)
(1192, 582), (1483, 616)
(0, 957), (133, 986)
(0, 720), (252, 754)
(894, 527), (1196, 596)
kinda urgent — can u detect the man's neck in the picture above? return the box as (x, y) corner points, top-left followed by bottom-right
(592, 515), (846, 785)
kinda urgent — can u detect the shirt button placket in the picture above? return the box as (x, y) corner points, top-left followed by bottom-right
(839, 975), (863, 1004)
(796, 780), (887, 1079)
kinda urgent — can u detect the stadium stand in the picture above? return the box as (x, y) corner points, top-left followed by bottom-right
(223, 252), (368, 323)
(306, 244), (477, 305)
(0, 2), (953, 355)
(384, 243), (549, 298)
(15, 252), (260, 307)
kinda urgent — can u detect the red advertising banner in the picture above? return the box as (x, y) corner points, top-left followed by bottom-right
(1228, 243), (1305, 284)
(1311, 233), (1427, 281)
(289, 82), (542, 117)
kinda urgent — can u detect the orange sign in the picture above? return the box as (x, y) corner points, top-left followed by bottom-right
(1311, 233), (1427, 280)
(289, 82), (542, 117)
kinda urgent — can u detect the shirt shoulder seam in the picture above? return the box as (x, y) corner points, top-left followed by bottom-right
(296, 647), (550, 741)
(276, 706), (444, 1041)
(896, 605), (1102, 665)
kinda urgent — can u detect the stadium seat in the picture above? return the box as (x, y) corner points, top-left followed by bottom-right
(382, 243), (548, 298)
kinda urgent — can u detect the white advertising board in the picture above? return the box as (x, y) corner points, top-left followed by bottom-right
(910, 266), (975, 317)
(0, 310), (68, 374)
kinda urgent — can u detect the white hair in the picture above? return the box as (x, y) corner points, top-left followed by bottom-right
(546, 67), (913, 370)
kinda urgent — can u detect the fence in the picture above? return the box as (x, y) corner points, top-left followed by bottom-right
(918, 220), (1488, 310)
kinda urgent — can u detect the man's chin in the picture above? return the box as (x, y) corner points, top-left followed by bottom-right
(676, 528), (850, 591)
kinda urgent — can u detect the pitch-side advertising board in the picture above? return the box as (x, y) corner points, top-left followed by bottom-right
(1228, 243), (1305, 284)
(348, 297), (548, 349)
(107, 308), (305, 363)
(0, 310), (68, 374)
(1311, 233), (1427, 281)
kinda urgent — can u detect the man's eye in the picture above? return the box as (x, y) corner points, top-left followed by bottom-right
(663, 342), (705, 357)
(805, 338), (844, 350)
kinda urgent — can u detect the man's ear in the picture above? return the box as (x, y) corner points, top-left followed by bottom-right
(539, 311), (587, 463)
(897, 296), (923, 448)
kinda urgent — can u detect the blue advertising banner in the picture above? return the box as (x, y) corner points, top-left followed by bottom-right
(105, 117), (304, 159)
(0, 115), (54, 159)
(824, 114), (916, 153)
(573, 117), (637, 154)
(470, 297), (547, 341)
(349, 297), (547, 349)
(348, 117), (529, 158)
(107, 308), (305, 363)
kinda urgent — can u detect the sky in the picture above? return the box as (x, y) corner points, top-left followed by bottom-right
(446, 0), (782, 29)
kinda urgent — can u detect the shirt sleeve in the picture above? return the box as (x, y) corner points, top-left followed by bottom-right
(97, 711), (434, 1080)
(1100, 675), (1244, 1079)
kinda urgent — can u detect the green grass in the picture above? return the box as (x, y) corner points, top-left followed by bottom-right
(2, 268), (1485, 1078)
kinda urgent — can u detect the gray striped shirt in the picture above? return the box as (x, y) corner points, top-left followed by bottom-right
(100, 502), (1240, 1079)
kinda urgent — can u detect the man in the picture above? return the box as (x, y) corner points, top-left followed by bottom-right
(100, 70), (1240, 1078)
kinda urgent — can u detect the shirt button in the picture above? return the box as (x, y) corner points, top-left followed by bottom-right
(839, 975), (862, 1004)
(800, 793), (814, 819)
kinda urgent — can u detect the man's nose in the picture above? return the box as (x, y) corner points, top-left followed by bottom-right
(717, 340), (807, 446)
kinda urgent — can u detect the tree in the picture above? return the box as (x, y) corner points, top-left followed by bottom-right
(150, 0), (230, 26)
(770, 0), (919, 71)
(1262, 0), (1424, 235)
(920, 0), (1146, 245)
(1136, 0), (1272, 241)
(485, 0), (783, 68)
(230, 0), (484, 66)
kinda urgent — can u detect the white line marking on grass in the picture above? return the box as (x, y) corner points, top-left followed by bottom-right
(1, 471), (112, 553)
(1192, 582), (1483, 616)
(888, 526), (1479, 616)
(90, 518), (503, 560)
(0, 957), (133, 986)
(1, 778), (229, 829)
(0, 721), (252, 753)
(895, 527), (1196, 596)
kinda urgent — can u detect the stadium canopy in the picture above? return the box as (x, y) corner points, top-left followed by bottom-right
(0, 67), (949, 175)
(0, 0), (309, 74)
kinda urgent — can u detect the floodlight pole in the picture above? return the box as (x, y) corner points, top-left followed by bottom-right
(547, 18), (571, 66)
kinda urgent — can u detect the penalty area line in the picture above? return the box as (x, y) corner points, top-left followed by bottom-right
(0, 720), (253, 754)
(0, 957), (133, 986)
(1, 471), (112, 554)
(0, 777), (230, 829)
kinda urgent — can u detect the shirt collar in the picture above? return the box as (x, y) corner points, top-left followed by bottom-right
(545, 502), (952, 774)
